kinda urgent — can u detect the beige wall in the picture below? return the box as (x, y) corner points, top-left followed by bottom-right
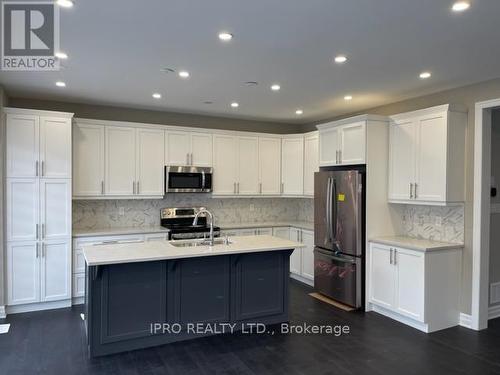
(304, 77), (500, 314)
(8, 97), (300, 134)
(0, 86), (7, 308)
(489, 110), (500, 295)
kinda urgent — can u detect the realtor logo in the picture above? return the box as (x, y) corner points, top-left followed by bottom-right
(1, 1), (59, 70)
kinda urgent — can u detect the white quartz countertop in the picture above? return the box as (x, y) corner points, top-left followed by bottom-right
(73, 221), (314, 238)
(83, 235), (304, 266)
(369, 236), (463, 252)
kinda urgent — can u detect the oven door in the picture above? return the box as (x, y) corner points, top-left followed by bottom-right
(314, 247), (362, 308)
(165, 166), (212, 193)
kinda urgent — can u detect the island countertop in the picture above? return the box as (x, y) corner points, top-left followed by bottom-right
(83, 235), (304, 266)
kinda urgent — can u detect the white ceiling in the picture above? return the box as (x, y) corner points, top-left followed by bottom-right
(1, 0), (500, 124)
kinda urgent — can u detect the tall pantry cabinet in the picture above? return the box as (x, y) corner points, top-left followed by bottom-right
(4, 108), (73, 313)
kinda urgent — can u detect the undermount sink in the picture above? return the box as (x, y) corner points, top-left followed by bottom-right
(169, 238), (233, 248)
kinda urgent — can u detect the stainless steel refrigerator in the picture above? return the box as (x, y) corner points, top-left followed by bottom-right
(314, 167), (365, 308)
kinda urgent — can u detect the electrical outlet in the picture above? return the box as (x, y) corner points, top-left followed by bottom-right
(249, 204), (255, 212)
(435, 217), (442, 227)
(119, 207), (125, 216)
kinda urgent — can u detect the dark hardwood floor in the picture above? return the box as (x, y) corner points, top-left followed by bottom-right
(1, 280), (500, 375)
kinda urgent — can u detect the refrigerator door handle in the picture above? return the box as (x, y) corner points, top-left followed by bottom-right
(325, 177), (332, 244)
(332, 179), (338, 239)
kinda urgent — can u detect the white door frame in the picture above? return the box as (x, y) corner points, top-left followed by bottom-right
(472, 98), (500, 330)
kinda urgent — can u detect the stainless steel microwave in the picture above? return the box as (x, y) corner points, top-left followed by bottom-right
(165, 166), (213, 193)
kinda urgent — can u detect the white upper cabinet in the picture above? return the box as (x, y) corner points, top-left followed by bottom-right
(6, 178), (39, 242)
(259, 137), (281, 195)
(237, 136), (259, 195)
(191, 132), (213, 167)
(73, 122), (105, 197)
(40, 179), (72, 240)
(166, 131), (212, 167)
(318, 118), (367, 166)
(281, 136), (304, 196)
(166, 131), (191, 165)
(213, 134), (238, 195)
(6, 113), (39, 177)
(388, 105), (467, 205)
(105, 126), (136, 196)
(303, 132), (319, 196)
(136, 128), (165, 196)
(39, 116), (72, 178)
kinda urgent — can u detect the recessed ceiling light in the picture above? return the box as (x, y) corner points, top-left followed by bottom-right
(452, 1), (470, 12)
(419, 71), (432, 79)
(344, 95), (353, 101)
(218, 32), (233, 41)
(295, 109), (303, 115)
(152, 93), (161, 99)
(55, 51), (68, 59)
(55, 81), (66, 87)
(334, 55), (348, 64)
(56, 0), (74, 8)
(271, 84), (281, 91)
(230, 102), (239, 108)
(244, 81), (258, 86)
(178, 71), (190, 78)
(203, 101), (213, 105)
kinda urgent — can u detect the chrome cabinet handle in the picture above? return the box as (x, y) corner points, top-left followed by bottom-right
(36, 243), (39, 258)
(237, 182), (240, 194)
(338, 150), (342, 164)
(42, 243), (45, 258)
(35, 161), (39, 176)
(136, 181), (140, 194)
(390, 248), (393, 264)
(101, 181), (104, 195)
(36, 224), (39, 240)
(190, 153), (194, 165)
(41, 161), (45, 176)
(393, 249), (397, 265)
(414, 183), (418, 199)
(41, 224), (45, 239)
(335, 150), (338, 164)
(281, 182), (284, 194)
(133, 181), (136, 194)
(410, 183), (413, 199)
(259, 183), (262, 194)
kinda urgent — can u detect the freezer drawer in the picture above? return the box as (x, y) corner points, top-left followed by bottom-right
(314, 248), (362, 308)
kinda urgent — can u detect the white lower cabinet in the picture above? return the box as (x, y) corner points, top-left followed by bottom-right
(368, 241), (462, 333)
(72, 273), (86, 298)
(6, 239), (71, 306)
(288, 228), (314, 284)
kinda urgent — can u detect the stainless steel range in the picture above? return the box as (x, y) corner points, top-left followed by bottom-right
(160, 207), (221, 240)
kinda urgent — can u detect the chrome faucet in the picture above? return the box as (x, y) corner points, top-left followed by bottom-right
(193, 208), (215, 246)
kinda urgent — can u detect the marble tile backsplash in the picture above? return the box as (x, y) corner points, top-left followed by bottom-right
(72, 195), (314, 230)
(401, 204), (465, 244)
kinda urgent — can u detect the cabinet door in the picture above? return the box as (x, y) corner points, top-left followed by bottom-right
(178, 256), (230, 324)
(72, 273), (85, 298)
(237, 136), (259, 195)
(319, 127), (339, 166)
(259, 137), (281, 195)
(6, 114), (39, 177)
(273, 227), (290, 240)
(39, 116), (72, 178)
(340, 122), (366, 165)
(136, 128), (165, 196)
(191, 132), (212, 167)
(40, 240), (71, 302)
(415, 115), (447, 202)
(289, 228), (302, 275)
(369, 243), (395, 309)
(73, 123), (105, 196)
(389, 119), (417, 201)
(303, 133), (319, 196)
(213, 135), (238, 195)
(105, 126), (136, 195)
(300, 230), (314, 280)
(6, 178), (39, 241)
(6, 241), (40, 305)
(394, 248), (424, 321)
(232, 252), (285, 321)
(281, 137), (304, 195)
(40, 179), (71, 240)
(166, 131), (191, 166)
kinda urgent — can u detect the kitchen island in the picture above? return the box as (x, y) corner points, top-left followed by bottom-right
(83, 235), (303, 357)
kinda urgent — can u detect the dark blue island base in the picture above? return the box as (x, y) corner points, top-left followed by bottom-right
(85, 249), (293, 357)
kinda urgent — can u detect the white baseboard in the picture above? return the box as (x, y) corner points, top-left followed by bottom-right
(290, 273), (314, 287)
(489, 305), (500, 320)
(72, 297), (84, 306)
(0, 306), (6, 319)
(6, 300), (71, 315)
(371, 304), (429, 333)
(459, 313), (473, 328)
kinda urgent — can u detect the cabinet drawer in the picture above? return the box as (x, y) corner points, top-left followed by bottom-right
(74, 234), (145, 249)
(72, 273), (85, 298)
(144, 233), (169, 242)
